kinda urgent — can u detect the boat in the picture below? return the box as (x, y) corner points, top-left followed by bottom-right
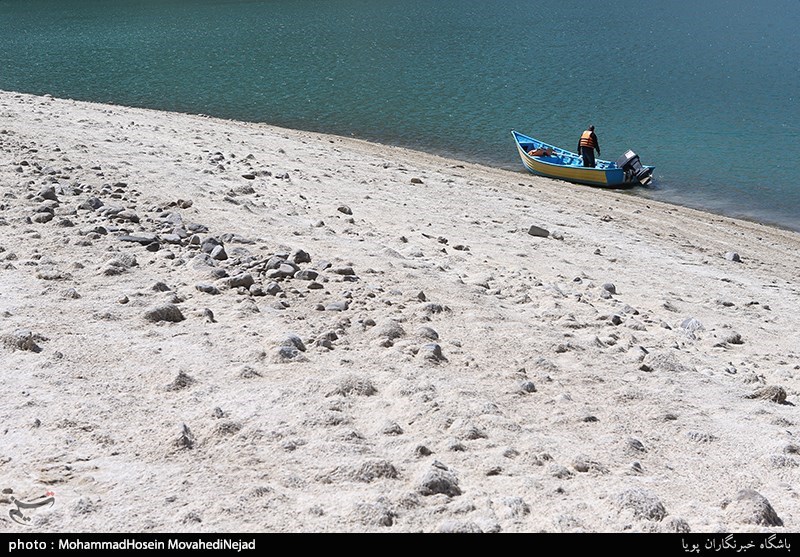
(511, 130), (654, 188)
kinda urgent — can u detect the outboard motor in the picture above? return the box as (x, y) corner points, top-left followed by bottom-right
(615, 150), (653, 186)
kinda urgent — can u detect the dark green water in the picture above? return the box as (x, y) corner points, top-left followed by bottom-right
(1, 0), (799, 229)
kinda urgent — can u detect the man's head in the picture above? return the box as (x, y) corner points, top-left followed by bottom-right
(588, 125), (595, 131)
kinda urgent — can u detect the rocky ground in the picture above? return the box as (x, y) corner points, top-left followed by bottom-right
(1, 90), (799, 533)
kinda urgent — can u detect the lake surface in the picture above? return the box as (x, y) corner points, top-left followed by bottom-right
(1, 0), (798, 230)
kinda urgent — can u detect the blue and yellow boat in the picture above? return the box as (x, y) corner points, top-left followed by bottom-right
(511, 130), (654, 188)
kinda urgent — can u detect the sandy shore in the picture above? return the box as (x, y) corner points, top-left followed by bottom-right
(1, 90), (799, 534)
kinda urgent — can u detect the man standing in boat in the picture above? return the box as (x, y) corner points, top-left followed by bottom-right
(578, 125), (600, 167)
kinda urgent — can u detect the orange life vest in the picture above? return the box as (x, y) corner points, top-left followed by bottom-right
(579, 130), (596, 149)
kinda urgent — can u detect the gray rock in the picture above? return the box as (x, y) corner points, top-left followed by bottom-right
(268, 263), (299, 279)
(549, 464), (573, 479)
(661, 517), (691, 533)
(31, 212), (53, 224)
(265, 282), (282, 296)
(78, 197), (103, 210)
(161, 234), (182, 244)
(602, 282), (616, 295)
(294, 269), (319, 281)
(374, 320), (405, 340)
(201, 237), (221, 253)
(224, 273), (254, 289)
(118, 233), (158, 245)
(265, 255), (288, 269)
(337, 205), (352, 215)
(381, 421), (404, 435)
(36, 268), (70, 281)
(421, 302), (449, 315)
(174, 424), (195, 450)
(324, 300), (350, 312)
(614, 488), (667, 521)
(273, 344), (307, 362)
(195, 283), (220, 295)
(723, 489), (783, 526)
(279, 333), (306, 352)
(210, 245), (228, 261)
(417, 326), (439, 340)
(721, 331), (744, 345)
(98, 205), (124, 217)
(63, 288), (81, 299)
(38, 185), (59, 201)
(143, 304), (185, 323)
(114, 209), (139, 223)
(680, 317), (704, 332)
(519, 380), (537, 393)
(528, 225), (549, 237)
(419, 343), (445, 362)
(186, 222), (209, 233)
(724, 251), (741, 262)
(290, 249), (311, 264)
(166, 370), (195, 391)
(418, 465), (461, 497)
(35, 201), (58, 213)
(162, 212), (183, 226)
(151, 281), (171, 292)
(101, 253), (137, 275)
(330, 266), (355, 276)
(249, 284), (265, 296)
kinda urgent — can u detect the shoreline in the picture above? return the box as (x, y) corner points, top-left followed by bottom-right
(9, 88), (797, 235)
(1, 90), (799, 533)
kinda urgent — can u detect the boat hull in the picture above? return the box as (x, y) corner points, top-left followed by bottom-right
(512, 130), (653, 188)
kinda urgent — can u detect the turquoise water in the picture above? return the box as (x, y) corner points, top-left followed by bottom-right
(1, 0), (799, 230)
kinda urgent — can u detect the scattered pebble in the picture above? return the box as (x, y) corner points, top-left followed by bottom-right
(174, 424), (195, 450)
(614, 488), (667, 521)
(143, 304), (185, 323)
(166, 370), (195, 391)
(519, 380), (537, 393)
